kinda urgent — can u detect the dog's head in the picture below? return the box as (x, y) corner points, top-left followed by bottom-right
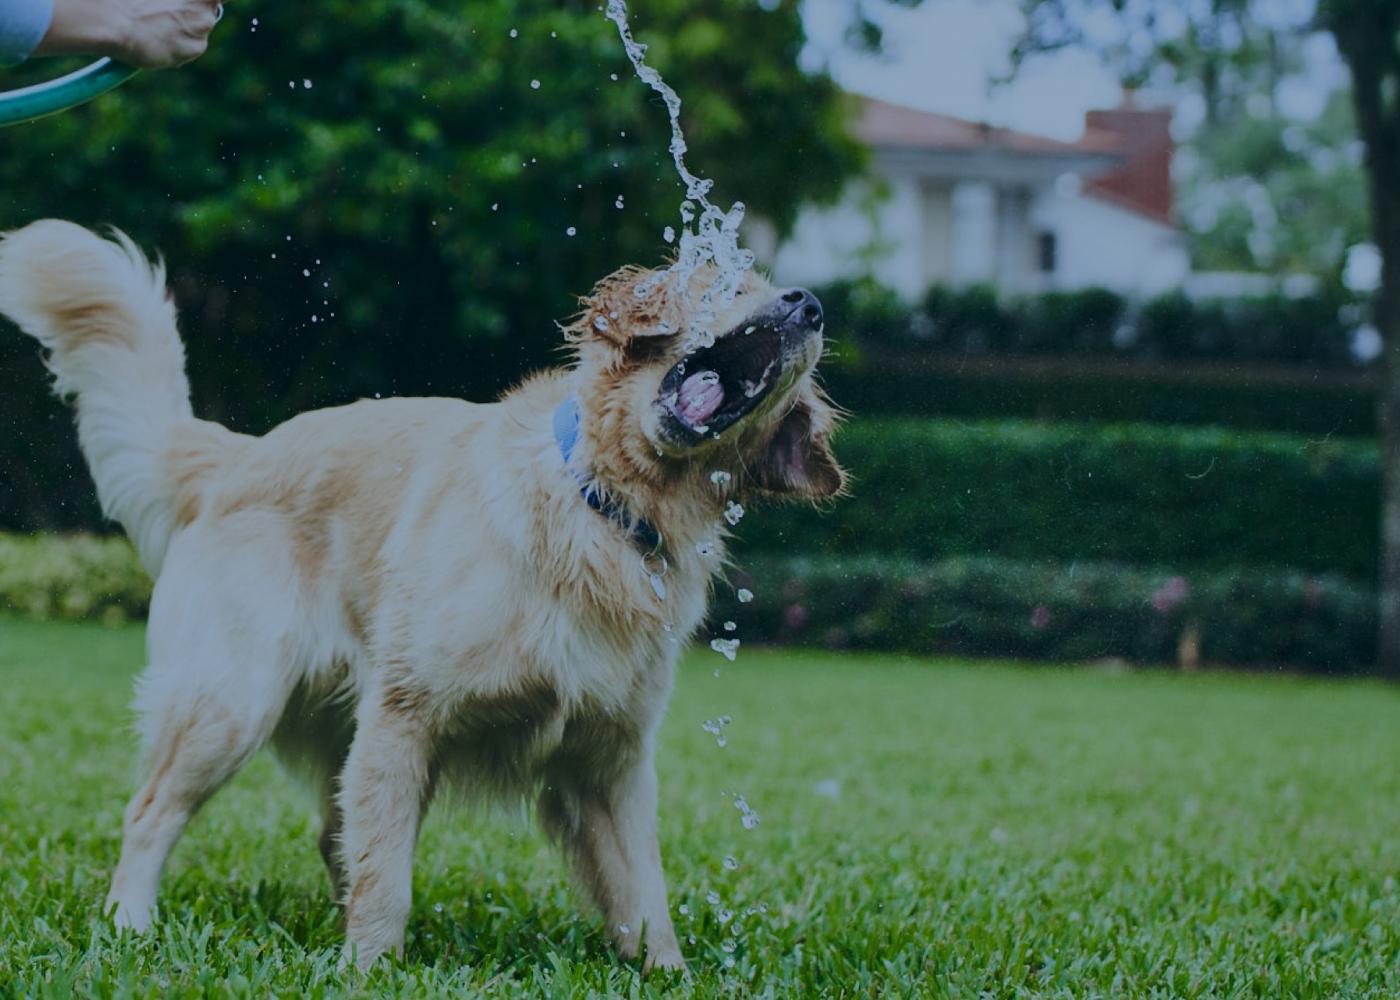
(565, 265), (844, 500)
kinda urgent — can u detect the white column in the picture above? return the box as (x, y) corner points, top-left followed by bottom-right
(950, 180), (998, 287)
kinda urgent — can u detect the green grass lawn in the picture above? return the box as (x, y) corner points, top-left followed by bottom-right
(1, 619), (1398, 998)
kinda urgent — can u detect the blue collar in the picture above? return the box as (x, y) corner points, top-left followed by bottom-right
(553, 396), (663, 554)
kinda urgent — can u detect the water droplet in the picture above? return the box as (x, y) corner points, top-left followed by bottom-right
(706, 890), (722, 906)
(723, 955), (736, 969)
(491, 203), (499, 211)
(566, 226), (577, 236)
(723, 620), (736, 632)
(678, 903), (690, 916)
(721, 936), (737, 951)
(530, 79), (542, 90)
(650, 574), (667, 600)
(433, 902), (444, 913)
(663, 226), (676, 243)
(302, 268), (311, 277)
(614, 195), (625, 210)
(618, 922), (631, 935)
(695, 540), (717, 559)
(709, 469), (732, 487)
(509, 27), (518, 37)
(737, 588), (754, 604)
(709, 638), (739, 661)
(724, 501), (745, 526)
(717, 908), (734, 926)
(723, 855), (739, 871)
(593, 315), (610, 332)
(303, 79), (313, 89)
(610, 72), (619, 81)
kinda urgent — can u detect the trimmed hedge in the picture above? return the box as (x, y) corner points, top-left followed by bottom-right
(811, 278), (1376, 435)
(0, 533), (150, 623)
(815, 278), (1366, 370)
(725, 555), (1375, 673)
(820, 361), (1376, 437)
(739, 419), (1379, 581)
(0, 534), (1378, 670)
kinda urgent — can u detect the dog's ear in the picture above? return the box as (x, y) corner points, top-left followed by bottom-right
(563, 266), (679, 348)
(752, 388), (846, 500)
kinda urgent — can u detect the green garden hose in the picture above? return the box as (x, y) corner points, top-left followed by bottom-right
(0, 58), (138, 128)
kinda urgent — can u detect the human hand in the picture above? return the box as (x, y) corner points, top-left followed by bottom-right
(38, 0), (223, 69)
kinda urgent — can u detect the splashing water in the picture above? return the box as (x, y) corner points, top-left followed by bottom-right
(604, 0), (756, 342)
(702, 715), (733, 747)
(710, 638), (740, 661)
(734, 794), (761, 830)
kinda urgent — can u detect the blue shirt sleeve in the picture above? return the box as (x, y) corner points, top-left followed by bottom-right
(0, 0), (54, 67)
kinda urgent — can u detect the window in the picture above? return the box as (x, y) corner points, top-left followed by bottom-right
(1037, 230), (1058, 274)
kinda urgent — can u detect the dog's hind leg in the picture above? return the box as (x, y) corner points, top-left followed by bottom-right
(105, 536), (302, 931)
(317, 776), (347, 901)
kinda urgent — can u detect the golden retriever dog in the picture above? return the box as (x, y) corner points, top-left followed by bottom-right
(0, 220), (842, 971)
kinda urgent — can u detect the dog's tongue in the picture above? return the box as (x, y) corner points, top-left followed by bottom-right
(675, 370), (724, 427)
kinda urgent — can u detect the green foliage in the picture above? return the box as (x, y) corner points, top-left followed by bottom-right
(741, 419), (1380, 579)
(1181, 91), (1370, 278)
(4, 619), (1400, 995)
(821, 361), (1375, 436)
(0, 533), (150, 622)
(730, 554), (1375, 672)
(0, 0), (862, 531)
(818, 277), (1363, 368)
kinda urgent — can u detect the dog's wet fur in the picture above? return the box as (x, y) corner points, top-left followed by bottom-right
(0, 220), (843, 972)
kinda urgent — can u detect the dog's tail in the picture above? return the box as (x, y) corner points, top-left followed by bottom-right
(0, 220), (197, 572)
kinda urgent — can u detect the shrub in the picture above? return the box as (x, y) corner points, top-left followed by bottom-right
(815, 277), (1366, 370)
(819, 361), (1375, 436)
(722, 554), (1376, 673)
(739, 419), (1379, 580)
(0, 533), (151, 623)
(1013, 288), (1126, 356)
(917, 284), (1015, 353)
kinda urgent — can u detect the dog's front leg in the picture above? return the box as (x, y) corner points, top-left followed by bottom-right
(543, 749), (684, 972)
(336, 687), (434, 970)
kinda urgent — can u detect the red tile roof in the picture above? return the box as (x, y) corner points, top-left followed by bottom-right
(853, 96), (1114, 157)
(852, 97), (1176, 226)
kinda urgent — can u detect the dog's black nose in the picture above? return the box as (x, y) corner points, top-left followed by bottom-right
(780, 288), (823, 330)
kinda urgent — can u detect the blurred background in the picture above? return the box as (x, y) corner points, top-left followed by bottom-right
(2, 0), (1396, 677)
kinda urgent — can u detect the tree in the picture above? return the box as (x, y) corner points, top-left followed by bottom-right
(1013, 0), (1400, 675)
(1322, 0), (1400, 675)
(0, 0), (863, 530)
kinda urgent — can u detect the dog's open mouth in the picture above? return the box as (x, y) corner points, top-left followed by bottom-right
(659, 324), (784, 439)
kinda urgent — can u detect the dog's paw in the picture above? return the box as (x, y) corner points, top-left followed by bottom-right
(642, 948), (687, 976)
(104, 893), (154, 933)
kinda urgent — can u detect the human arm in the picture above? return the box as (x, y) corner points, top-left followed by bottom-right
(33, 0), (220, 68)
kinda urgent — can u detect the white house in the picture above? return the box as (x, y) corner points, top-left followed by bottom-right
(749, 97), (1191, 300)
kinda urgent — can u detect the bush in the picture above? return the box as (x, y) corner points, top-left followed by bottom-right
(917, 284), (1015, 353)
(815, 278), (1366, 370)
(1, 533), (1377, 670)
(819, 360), (1375, 436)
(724, 554), (1376, 673)
(739, 419), (1379, 580)
(0, 534), (150, 623)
